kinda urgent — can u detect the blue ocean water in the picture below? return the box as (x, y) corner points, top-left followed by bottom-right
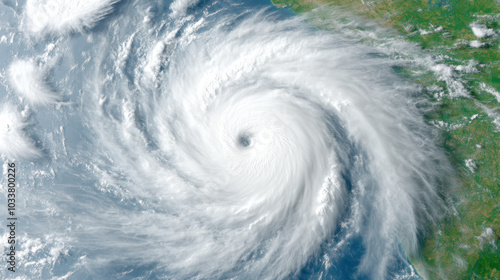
(0, 0), (450, 279)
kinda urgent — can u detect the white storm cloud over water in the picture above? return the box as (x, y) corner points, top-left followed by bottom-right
(0, 105), (41, 160)
(8, 59), (59, 106)
(0, 1), (453, 279)
(23, 0), (120, 36)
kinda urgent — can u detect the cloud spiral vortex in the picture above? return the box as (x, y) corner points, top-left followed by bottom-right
(3, 2), (452, 279)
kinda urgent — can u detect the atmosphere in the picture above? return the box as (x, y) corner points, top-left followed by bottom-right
(0, 0), (498, 279)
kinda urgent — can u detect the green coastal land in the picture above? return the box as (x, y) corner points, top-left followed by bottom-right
(271, 0), (500, 279)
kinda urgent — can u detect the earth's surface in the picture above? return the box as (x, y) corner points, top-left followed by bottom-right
(0, 0), (498, 279)
(271, 1), (500, 278)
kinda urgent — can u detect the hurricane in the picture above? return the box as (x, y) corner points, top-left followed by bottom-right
(0, 0), (453, 279)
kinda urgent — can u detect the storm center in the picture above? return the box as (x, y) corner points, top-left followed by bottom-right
(237, 134), (252, 148)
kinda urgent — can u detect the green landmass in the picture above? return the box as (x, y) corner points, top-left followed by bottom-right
(271, 0), (500, 279)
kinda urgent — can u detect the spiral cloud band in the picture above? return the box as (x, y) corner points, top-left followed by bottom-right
(82, 7), (449, 278)
(0, 1), (451, 279)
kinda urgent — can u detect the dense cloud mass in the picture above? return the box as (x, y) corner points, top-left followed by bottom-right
(0, 0), (452, 279)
